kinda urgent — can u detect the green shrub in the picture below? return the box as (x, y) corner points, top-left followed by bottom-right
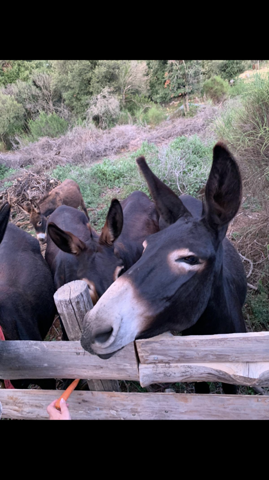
(217, 60), (246, 81)
(146, 60), (171, 103)
(0, 92), (25, 148)
(245, 289), (269, 331)
(144, 105), (167, 126)
(86, 87), (120, 129)
(202, 75), (229, 103)
(214, 73), (269, 164)
(28, 111), (68, 140)
(51, 60), (98, 118)
(0, 60), (50, 88)
(125, 94), (152, 116)
(51, 136), (214, 230)
(228, 77), (252, 98)
(151, 135), (214, 196)
(0, 164), (16, 180)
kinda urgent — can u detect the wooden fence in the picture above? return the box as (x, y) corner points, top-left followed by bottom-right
(0, 280), (269, 420)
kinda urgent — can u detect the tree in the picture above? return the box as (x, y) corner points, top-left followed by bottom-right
(91, 60), (121, 96)
(51, 60), (98, 118)
(0, 60), (50, 87)
(217, 60), (246, 81)
(86, 87), (120, 129)
(146, 60), (171, 103)
(117, 61), (149, 106)
(166, 60), (204, 113)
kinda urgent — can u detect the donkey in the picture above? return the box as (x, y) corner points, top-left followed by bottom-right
(22, 179), (89, 242)
(46, 191), (160, 306)
(0, 201), (56, 389)
(80, 142), (248, 394)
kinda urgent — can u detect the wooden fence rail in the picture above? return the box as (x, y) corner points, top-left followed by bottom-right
(0, 280), (269, 420)
(1, 389), (269, 420)
(1, 331), (269, 419)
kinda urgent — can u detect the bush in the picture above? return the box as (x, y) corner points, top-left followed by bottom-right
(152, 135), (214, 196)
(146, 60), (171, 103)
(86, 87), (120, 129)
(214, 74), (269, 163)
(245, 290), (269, 331)
(0, 60), (50, 88)
(51, 136), (214, 231)
(28, 111), (68, 141)
(144, 105), (167, 126)
(91, 60), (121, 96)
(218, 60), (246, 81)
(0, 92), (25, 148)
(0, 164), (16, 180)
(202, 76), (229, 103)
(51, 60), (98, 118)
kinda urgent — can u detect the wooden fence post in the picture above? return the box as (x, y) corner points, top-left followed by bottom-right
(54, 280), (120, 392)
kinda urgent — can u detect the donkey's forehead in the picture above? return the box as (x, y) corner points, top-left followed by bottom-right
(147, 217), (216, 255)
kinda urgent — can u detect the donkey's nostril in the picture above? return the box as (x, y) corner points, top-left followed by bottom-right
(94, 328), (113, 344)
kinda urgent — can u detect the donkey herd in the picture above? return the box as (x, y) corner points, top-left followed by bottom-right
(0, 142), (248, 394)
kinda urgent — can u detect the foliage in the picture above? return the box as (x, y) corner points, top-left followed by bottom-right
(151, 135), (214, 196)
(245, 290), (269, 330)
(124, 93), (153, 115)
(144, 105), (167, 125)
(91, 60), (149, 107)
(165, 60), (204, 99)
(217, 60), (246, 81)
(202, 75), (229, 103)
(86, 87), (120, 129)
(214, 73), (269, 164)
(51, 136), (213, 229)
(202, 60), (247, 81)
(146, 60), (171, 103)
(91, 60), (121, 96)
(0, 92), (25, 148)
(228, 77), (253, 97)
(51, 60), (98, 118)
(27, 111), (69, 141)
(0, 60), (51, 87)
(117, 61), (149, 106)
(0, 164), (16, 180)
(2, 73), (67, 122)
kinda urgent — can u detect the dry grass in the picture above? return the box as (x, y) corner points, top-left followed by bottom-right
(239, 65), (269, 81)
(0, 104), (218, 174)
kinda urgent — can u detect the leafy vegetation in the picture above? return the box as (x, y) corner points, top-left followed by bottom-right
(202, 75), (229, 103)
(0, 59), (263, 150)
(0, 164), (16, 180)
(51, 135), (213, 230)
(0, 92), (25, 148)
(27, 111), (69, 141)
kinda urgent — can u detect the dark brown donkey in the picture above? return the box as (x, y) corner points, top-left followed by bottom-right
(22, 179), (89, 242)
(81, 142), (247, 394)
(46, 190), (159, 306)
(0, 202), (56, 389)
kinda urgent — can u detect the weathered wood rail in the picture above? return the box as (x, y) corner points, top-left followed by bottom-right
(0, 280), (269, 420)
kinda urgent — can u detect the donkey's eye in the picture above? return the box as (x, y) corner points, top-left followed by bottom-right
(177, 256), (199, 265)
(118, 267), (125, 277)
(114, 266), (125, 280)
(37, 221), (42, 227)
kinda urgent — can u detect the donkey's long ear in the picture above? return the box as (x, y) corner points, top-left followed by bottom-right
(204, 142), (242, 240)
(31, 201), (41, 214)
(47, 222), (87, 255)
(0, 202), (10, 243)
(136, 156), (190, 226)
(99, 199), (123, 246)
(20, 201), (32, 214)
